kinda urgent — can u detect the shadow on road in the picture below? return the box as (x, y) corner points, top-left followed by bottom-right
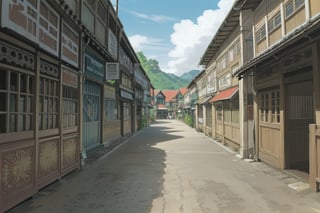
(7, 120), (181, 213)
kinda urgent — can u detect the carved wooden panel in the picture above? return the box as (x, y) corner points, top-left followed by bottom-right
(1, 146), (34, 193)
(0, 141), (36, 212)
(40, 60), (59, 78)
(62, 135), (79, 174)
(38, 138), (59, 179)
(0, 40), (35, 71)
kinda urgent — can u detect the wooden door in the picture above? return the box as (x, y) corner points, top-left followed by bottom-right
(285, 72), (313, 172)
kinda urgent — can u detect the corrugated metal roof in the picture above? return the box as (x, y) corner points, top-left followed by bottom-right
(210, 86), (238, 103)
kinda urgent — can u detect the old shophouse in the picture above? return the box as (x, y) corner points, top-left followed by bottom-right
(154, 90), (167, 119)
(153, 89), (187, 120)
(234, 0), (320, 190)
(197, 5), (245, 153)
(195, 0), (320, 191)
(194, 70), (210, 133)
(185, 79), (198, 124)
(163, 89), (184, 119)
(0, 0), (152, 211)
(134, 64), (152, 130)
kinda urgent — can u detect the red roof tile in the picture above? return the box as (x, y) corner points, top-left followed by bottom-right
(162, 90), (179, 102)
(154, 90), (161, 96)
(210, 86), (238, 103)
(179, 87), (188, 96)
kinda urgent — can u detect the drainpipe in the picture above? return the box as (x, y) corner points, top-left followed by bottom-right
(79, 22), (91, 163)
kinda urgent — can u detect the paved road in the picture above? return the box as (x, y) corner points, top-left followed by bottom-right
(8, 120), (320, 213)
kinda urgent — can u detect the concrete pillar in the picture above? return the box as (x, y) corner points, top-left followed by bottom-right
(203, 104), (206, 134)
(239, 75), (255, 159)
(195, 104), (199, 129)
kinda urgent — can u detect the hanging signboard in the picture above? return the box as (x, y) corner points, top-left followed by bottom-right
(85, 49), (105, 82)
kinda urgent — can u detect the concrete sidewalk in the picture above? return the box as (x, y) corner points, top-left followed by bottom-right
(7, 120), (320, 213)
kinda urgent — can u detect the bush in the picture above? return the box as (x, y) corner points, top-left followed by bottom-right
(184, 114), (193, 127)
(141, 115), (147, 128)
(149, 109), (156, 123)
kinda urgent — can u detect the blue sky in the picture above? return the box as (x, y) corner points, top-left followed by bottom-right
(114, 0), (235, 76)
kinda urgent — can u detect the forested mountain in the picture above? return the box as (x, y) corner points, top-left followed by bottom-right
(136, 52), (199, 90)
(180, 70), (200, 82)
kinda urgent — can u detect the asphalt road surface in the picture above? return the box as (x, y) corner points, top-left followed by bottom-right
(8, 120), (320, 213)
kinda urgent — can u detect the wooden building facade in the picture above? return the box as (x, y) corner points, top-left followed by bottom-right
(235, 0), (320, 190)
(0, 0), (81, 211)
(0, 0), (153, 211)
(196, 0), (320, 187)
(198, 7), (242, 151)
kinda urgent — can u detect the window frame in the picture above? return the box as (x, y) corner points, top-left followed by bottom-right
(216, 103), (223, 122)
(104, 98), (118, 122)
(39, 76), (59, 130)
(259, 89), (280, 124)
(285, 0), (305, 19)
(62, 86), (79, 129)
(268, 12), (281, 33)
(0, 69), (35, 134)
(255, 24), (266, 43)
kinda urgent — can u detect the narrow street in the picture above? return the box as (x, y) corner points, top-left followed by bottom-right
(8, 120), (320, 213)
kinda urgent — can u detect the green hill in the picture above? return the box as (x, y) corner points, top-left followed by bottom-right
(137, 52), (199, 90)
(180, 70), (200, 82)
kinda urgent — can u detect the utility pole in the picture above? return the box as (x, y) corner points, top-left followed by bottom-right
(116, 0), (119, 15)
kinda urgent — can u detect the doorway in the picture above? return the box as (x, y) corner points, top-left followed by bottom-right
(285, 69), (313, 174)
(83, 81), (101, 150)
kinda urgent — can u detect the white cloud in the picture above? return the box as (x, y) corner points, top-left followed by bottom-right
(166, 0), (235, 75)
(129, 10), (177, 23)
(129, 34), (149, 51)
(129, 34), (170, 52)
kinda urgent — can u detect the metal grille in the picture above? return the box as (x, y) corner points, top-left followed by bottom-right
(83, 81), (101, 150)
(288, 96), (313, 119)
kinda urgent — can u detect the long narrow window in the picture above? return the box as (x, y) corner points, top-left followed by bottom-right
(216, 104), (223, 122)
(260, 89), (280, 123)
(224, 102), (231, 122)
(104, 98), (117, 122)
(63, 86), (78, 128)
(39, 77), (59, 130)
(0, 69), (34, 133)
(121, 74), (132, 90)
(231, 96), (239, 124)
(206, 105), (212, 127)
(256, 24), (266, 43)
(285, 0), (305, 19)
(271, 91), (280, 123)
(268, 12), (281, 33)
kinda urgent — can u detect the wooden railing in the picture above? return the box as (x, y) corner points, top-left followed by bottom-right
(309, 124), (320, 191)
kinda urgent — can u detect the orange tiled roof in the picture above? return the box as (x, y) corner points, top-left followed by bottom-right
(162, 90), (179, 102)
(179, 87), (188, 96)
(154, 90), (161, 96)
(210, 86), (238, 103)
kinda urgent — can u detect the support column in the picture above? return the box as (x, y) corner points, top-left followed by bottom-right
(239, 78), (247, 158)
(203, 104), (206, 134)
(195, 104), (199, 130)
(239, 75), (255, 158)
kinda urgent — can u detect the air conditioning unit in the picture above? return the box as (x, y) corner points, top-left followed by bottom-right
(106, 62), (119, 80)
